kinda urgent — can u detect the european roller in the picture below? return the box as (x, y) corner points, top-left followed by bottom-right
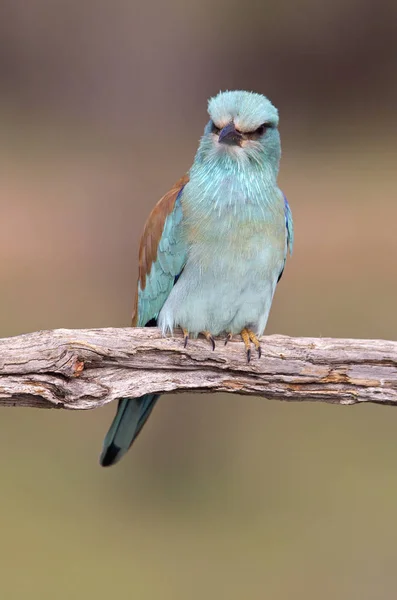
(100, 90), (294, 466)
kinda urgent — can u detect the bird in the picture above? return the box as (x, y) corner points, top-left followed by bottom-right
(99, 90), (294, 467)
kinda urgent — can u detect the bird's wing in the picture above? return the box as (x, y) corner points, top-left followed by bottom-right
(277, 192), (294, 283)
(284, 194), (294, 256)
(132, 174), (189, 327)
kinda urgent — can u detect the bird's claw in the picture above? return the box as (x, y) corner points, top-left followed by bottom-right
(240, 328), (262, 363)
(202, 331), (215, 351)
(182, 329), (215, 351)
(224, 332), (233, 346)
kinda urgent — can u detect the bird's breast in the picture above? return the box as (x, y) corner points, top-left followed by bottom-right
(182, 186), (285, 270)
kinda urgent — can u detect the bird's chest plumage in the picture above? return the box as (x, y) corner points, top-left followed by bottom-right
(182, 174), (285, 274)
(158, 168), (286, 336)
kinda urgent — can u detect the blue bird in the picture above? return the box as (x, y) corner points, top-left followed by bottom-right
(100, 90), (294, 466)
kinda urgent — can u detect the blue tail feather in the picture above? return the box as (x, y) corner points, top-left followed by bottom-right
(99, 394), (159, 467)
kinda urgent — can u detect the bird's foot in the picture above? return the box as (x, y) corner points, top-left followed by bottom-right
(181, 329), (215, 351)
(200, 330), (216, 351)
(182, 328), (189, 348)
(224, 332), (233, 346)
(240, 328), (262, 363)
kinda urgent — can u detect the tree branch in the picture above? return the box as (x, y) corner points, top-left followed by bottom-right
(0, 328), (396, 409)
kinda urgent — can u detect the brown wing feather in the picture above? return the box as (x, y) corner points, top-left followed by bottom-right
(131, 174), (189, 326)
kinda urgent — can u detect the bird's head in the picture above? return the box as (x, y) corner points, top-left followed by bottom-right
(198, 90), (281, 171)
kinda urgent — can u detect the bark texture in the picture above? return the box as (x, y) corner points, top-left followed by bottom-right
(0, 328), (396, 409)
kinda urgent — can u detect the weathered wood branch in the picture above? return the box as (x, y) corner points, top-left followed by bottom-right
(0, 328), (396, 409)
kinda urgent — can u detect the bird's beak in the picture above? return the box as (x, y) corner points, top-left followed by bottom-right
(218, 122), (243, 146)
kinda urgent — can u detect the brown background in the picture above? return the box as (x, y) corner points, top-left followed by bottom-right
(1, 1), (397, 598)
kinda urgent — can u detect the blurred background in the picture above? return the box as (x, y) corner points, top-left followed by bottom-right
(1, 0), (397, 598)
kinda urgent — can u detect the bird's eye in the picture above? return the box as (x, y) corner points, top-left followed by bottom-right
(210, 121), (221, 135)
(254, 122), (271, 136)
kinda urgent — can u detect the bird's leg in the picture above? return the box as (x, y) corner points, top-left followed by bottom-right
(200, 330), (216, 351)
(182, 328), (189, 348)
(248, 330), (262, 358)
(240, 329), (251, 362)
(224, 332), (233, 346)
(240, 328), (262, 362)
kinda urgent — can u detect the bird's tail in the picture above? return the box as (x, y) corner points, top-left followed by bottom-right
(99, 394), (159, 467)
